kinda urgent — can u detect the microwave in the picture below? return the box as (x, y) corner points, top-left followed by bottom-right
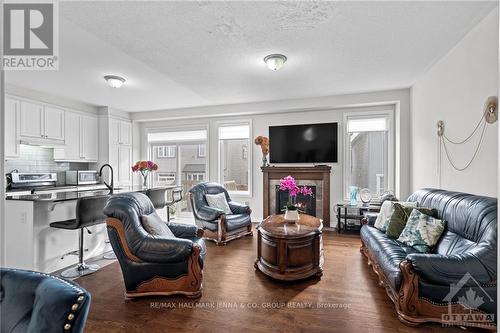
(66, 170), (99, 185)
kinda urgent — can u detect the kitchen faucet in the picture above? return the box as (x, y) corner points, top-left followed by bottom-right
(99, 164), (114, 194)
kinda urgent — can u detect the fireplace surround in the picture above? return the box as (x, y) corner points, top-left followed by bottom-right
(261, 166), (331, 225)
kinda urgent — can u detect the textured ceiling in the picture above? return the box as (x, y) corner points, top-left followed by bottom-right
(5, 1), (498, 112)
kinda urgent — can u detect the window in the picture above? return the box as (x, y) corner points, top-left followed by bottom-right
(344, 113), (394, 199)
(148, 128), (208, 217)
(156, 145), (176, 158)
(198, 144), (206, 157)
(218, 122), (251, 195)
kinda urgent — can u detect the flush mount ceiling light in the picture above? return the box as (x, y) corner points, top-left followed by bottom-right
(104, 75), (126, 88)
(264, 54), (287, 71)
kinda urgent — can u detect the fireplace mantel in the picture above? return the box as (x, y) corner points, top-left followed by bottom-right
(261, 165), (331, 225)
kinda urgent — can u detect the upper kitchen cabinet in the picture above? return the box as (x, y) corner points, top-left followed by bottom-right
(54, 111), (98, 162)
(110, 118), (131, 145)
(5, 97), (20, 158)
(103, 117), (132, 186)
(19, 100), (64, 143)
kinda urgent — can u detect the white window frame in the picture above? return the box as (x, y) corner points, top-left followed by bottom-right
(342, 110), (395, 201)
(157, 145), (176, 158)
(145, 124), (210, 187)
(198, 144), (206, 158)
(217, 120), (252, 197)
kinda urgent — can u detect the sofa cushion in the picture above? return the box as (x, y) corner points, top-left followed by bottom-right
(374, 201), (417, 232)
(397, 209), (445, 253)
(141, 211), (175, 238)
(205, 192), (232, 215)
(225, 214), (251, 231)
(385, 204), (438, 239)
(361, 225), (419, 291)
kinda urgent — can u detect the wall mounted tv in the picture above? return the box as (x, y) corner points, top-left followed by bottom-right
(269, 123), (338, 163)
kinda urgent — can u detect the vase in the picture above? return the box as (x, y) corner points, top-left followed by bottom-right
(349, 186), (358, 206)
(142, 173), (149, 188)
(284, 209), (299, 223)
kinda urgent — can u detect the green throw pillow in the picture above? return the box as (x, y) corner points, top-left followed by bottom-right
(374, 200), (417, 232)
(397, 209), (446, 253)
(385, 204), (438, 239)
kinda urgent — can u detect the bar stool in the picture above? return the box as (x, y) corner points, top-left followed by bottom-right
(166, 187), (183, 222)
(145, 187), (167, 210)
(50, 195), (110, 278)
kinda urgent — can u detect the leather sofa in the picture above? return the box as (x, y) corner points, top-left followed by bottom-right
(360, 188), (497, 329)
(189, 182), (252, 245)
(103, 192), (206, 298)
(0, 268), (91, 333)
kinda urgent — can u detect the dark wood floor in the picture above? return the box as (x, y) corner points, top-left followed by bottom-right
(76, 229), (484, 333)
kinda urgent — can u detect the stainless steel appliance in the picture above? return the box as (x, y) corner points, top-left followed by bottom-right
(65, 170), (99, 185)
(10, 173), (57, 189)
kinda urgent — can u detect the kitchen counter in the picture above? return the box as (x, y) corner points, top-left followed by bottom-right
(5, 185), (180, 202)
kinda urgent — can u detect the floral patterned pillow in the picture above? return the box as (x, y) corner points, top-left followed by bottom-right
(397, 209), (446, 253)
(374, 200), (417, 232)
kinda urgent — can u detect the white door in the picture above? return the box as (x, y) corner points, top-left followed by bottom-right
(81, 115), (98, 161)
(119, 120), (131, 145)
(61, 111), (81, 160)
(118, 145), (132, 185)
(44, 106), (65, 141)
(5, 98), (20, 158)
(20, 101), (43, 139)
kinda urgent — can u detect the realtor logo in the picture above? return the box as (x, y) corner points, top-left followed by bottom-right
(442, 272), (495, 328)
(2, 1), (59, 70)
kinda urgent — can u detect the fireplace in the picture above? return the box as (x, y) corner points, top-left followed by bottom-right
(262, 165), (331, 225)
(275, 185), (317, 216)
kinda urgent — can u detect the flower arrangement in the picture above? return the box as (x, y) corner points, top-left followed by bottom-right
(279, 175), (313, 212)
(132, 160), (158, 187)
(254, 136), (269, 166)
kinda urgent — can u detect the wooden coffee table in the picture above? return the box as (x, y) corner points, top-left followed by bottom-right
(254, 214), (323, 281)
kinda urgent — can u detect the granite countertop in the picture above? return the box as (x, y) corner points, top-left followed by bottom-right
(5, 185), (181, 202)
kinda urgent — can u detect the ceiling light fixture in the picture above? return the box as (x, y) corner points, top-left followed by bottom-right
(264, 54), (287, 71)
(104, 75), (126, 88)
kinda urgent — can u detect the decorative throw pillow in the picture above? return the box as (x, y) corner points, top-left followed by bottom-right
(374, 201), (417, 232)
(397, 209), (446, 253)
(385, 204), (438, 239)
(205, 192), (232, 215)
(141, 211), (175, 238)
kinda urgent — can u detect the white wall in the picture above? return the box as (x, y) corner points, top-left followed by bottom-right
(411, 8), (498, 197)
(137, 89), (411, 225)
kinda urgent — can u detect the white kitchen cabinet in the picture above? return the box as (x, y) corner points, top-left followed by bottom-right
(118, 145), (132, 185)
(81, 115), (98, 161)
(20, 101), (44, 139)
(43, 106), (65, 141)
(5, 97), (20, 158)
(109, 118), (120, 145)
(54, 111), (98, 162)
(19, 100), (64, 143)
(119, 121), (131, 145)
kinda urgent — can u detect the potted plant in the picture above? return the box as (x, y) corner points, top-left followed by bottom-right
(279, 175), (313, 222)
(132, 160), (158, 188)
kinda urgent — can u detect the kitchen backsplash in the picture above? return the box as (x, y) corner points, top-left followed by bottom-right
(5, 145), (97, 185)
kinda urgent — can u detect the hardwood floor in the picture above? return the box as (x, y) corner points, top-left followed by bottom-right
(76, 229), (485, 333)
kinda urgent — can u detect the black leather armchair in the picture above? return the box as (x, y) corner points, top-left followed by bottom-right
(103, 192), (205, 298)
(189, 182), (252, 245)
(360, 188), (497, 329)
(0, 268), (91, 333)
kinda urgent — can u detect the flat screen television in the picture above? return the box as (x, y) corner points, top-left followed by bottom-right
(269, 123), (338, 163)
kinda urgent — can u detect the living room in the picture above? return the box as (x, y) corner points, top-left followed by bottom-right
(0, 1), (498, 332)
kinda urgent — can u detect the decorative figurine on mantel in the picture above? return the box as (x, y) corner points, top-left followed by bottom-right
(254, 135), (270, 167)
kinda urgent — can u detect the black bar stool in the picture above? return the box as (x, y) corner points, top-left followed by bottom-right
(50, 195), (110, 278)
(145, 187), (167, 210)
(166, 187), (183, 222)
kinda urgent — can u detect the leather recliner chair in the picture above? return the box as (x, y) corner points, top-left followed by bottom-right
(189, 182), (252, 246)
(360, 188), (497, 329)
(103, 192), (206, 298)
(0, 268), (91, 333)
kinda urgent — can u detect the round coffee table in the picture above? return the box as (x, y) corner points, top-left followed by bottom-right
(254, 214), (323, 281)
